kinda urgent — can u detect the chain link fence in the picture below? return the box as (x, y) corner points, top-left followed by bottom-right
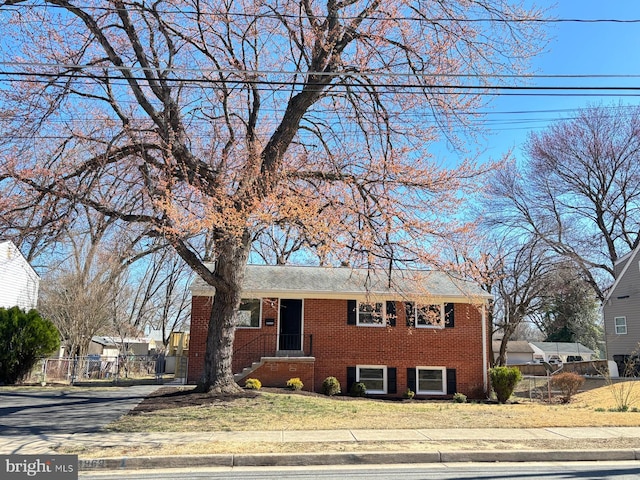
(24, 355), (165, 385)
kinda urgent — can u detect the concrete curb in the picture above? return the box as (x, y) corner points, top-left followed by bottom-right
(78, 449), (640, 471)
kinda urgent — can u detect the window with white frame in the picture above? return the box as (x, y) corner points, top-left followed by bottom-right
(405, 302), (443, 328)
(236, 298), (261, 328)
(615, 316), (627, 335)
(356, 365), (387, 394)
(357, 301), (385, 326)
(416, 367), (446, 395)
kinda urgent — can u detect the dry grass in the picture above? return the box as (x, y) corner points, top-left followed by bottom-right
(56, 379), (640, 459)
(105, 379), (640, 433)
(61, 438), (640, 459)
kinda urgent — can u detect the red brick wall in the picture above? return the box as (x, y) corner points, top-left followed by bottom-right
(305, 299), (486, 397)
(240, 359), (315, 391)
(188, 296), (488, 397)
(187, 296), (211, 384)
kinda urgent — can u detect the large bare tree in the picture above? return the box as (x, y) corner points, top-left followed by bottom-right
(0, 1), (544, 393)
(461, 234), (554, 366)
(488, 104), (640, 301)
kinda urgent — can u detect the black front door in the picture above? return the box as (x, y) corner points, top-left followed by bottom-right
(279, 299), (302, 351)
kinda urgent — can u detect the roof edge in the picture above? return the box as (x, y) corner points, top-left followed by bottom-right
(605, 244), (640, 303)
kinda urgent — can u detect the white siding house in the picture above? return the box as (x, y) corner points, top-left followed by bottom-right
(0, 241), (40, 311)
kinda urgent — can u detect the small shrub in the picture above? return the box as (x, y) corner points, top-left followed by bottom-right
(244, 378), (262, 390)
(286, 377), (304, 391)
(403, 388), (415, 400)
(452, 392), (467, 404)
(350, 382), (367, 397)
(321, 376), (341, 396)
(489, 366), (522, 404)
(466, 384), (487, 400)
(550, 372), (585, 403)
(599, 358), (640, 412)
(595, 407), (606, 412)
(610, 406), (629, 412)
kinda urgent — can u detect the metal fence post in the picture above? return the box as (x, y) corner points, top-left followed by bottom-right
(42, 359), (48, 385)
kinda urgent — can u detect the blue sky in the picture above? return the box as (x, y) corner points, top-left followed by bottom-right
(475, 1), (640, 164)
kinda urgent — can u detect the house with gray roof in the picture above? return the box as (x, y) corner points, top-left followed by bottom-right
(603, 245), (640, 375)
(188, 264), (492, 398)
(492, 340), (595, 365)
(528, 342), (596, 363)
(491, 340), (535, 365)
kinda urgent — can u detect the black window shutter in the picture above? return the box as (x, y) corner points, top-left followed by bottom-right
(444, 303), (455, 328)
(386, 301), (396, 327)
(446, 368), (457, 395)
(347, 366), (356, 393)
(347, 300), (357, 325)
(407, 368), (416, 393)
(388, 367), (397, 394)
(405, 302), (415, 327)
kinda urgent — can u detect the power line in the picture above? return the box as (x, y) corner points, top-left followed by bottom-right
(3, 61), (640, 80)
(1, 69), (640, 95)
(1, 3), (640, 24)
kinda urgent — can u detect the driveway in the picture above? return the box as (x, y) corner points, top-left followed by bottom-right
(0, 385), (160, 435)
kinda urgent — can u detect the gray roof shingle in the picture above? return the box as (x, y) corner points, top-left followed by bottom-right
(191, 264), (491, 302)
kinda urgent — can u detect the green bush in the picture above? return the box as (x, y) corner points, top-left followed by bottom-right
(350, 382), (367, 397)
(321, 376), (341, 396)
(489, 366), (522, 404)
(286, 377), (304, 391)
(550, 372), (585, 403)
(452, 392), (467, 403)
(244, 378), (262, 390)
(0, 307), (60, 384)
(403, 388), (415, 400)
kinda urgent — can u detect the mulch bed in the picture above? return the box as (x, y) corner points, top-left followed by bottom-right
(130, 387), (257, 413)
(130, 386), (364, 414)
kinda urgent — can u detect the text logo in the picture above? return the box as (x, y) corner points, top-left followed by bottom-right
(1, 455), (77, 479)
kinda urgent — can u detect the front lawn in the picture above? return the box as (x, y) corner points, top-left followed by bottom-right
(106, 380), (640, 432)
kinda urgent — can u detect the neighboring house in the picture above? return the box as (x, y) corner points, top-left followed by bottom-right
(492, 340), (595, 365)
(603, 245), (640, 374)
(492, 340), (535, 365)
(88, 336), (152, 358)
(0, 240), (40, 311)
(188, 265), (492, 398)
(528, 342), (596, 364)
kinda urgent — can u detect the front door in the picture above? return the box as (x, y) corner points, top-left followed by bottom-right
(279, 299), (303, 351)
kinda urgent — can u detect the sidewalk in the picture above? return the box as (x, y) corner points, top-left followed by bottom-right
(2, 427), (640, 470)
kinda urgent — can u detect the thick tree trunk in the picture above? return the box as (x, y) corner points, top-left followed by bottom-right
(496, 320), (519, 367)
(497, 336), (509, 367)
(197, 235), (251, 394)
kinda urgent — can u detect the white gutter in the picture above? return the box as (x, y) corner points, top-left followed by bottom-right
(482, 302), (488, 393)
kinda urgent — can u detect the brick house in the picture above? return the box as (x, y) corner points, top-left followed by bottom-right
(188, 265), (492, 398)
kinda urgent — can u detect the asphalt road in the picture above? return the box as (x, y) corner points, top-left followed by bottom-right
(78, 462), (640, 480)
(0, 386), (160, 435)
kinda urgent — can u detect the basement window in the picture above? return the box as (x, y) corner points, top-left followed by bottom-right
(356, 365), (387, 394)
(416, 367), (446, 395)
